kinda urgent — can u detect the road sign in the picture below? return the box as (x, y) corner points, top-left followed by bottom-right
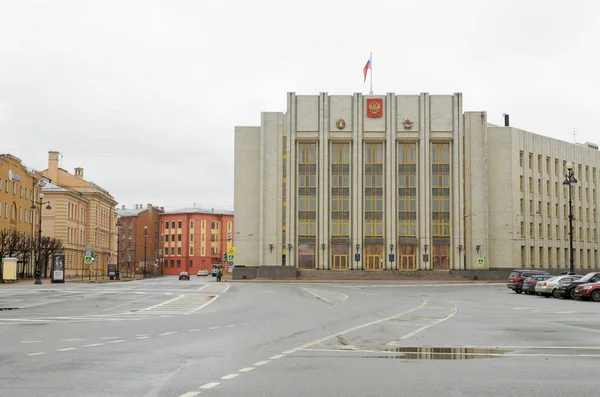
(388, 254), (395, 262)
(228, 246), (236, 255)
(477, 257), (485, 267)
(227, 254), (235, 262)
(85, 244), (92, 256)
(84, 256), (93, 264)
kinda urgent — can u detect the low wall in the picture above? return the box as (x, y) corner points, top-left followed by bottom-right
(233, 266), (297, 280)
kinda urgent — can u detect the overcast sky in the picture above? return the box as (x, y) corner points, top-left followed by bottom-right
(1, 0), (598, 211)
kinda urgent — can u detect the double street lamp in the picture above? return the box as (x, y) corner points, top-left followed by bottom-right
(563, 161), (577, 275)
(143, 225), (148, 277)
(116, 221), (122, 280)
(31, 193), (52, 285)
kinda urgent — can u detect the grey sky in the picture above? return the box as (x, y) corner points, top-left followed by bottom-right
(1, 0), (598, 210)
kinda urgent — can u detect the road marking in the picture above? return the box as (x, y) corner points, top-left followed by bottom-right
(101, 336), (121, 340)
(187, 329), (202, 332)
(199, 382), (219, 389)
(253, 360), (270, 366)
(269, 354), (284, 360)
(63, 338), (84, 342)
(226, 324), (236, 328)
(27, 352), (46, 356)
(197, 284), (211, 291)
(222, 283), (231, 293)
(136, 336), (150, 340)
(189, 294), (221, 314)
(301, 287), (348, 304)
(21, 340), (42, 344)
(135, 334), (150, 337)
(159, 331), (178, 336)
(294, 299), (428, 351)
(387, 302), (458, 345)
(107, 339), (127, 344)
(177, 392), (200, 397)
(210, 326), (220, 330)
(239, 367), (255, 372)
(282, 350), (295, 354)
(138, 295), (184, 312)
(82, 343), (104, 348)
(58, 348), (77, 352)
(221, 374), (239, 380)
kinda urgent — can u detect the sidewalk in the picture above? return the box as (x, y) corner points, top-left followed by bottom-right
(231, 278), (504, 284)
(0, 276), (146, 286)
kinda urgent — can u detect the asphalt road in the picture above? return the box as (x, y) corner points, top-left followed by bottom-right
(1, 277), (600, 397)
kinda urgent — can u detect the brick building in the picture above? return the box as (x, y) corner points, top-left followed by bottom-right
(116, 204), (164, 276)
(160, 208), (234, 275)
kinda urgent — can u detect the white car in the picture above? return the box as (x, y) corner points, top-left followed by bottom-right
(535, 275), (581, 298)
(197, 270), (209, 277)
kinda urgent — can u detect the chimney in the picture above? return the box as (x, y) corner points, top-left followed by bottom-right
(122, 205), (125, 209)
(135, 204), (139, 209)
(161, 207), (164, 211)
(211, 208), (215, 212)
(48, 151), (59, 182)
(503, 113), (510, 127)
(147, 204), (152, 209)
(74, 167), (84, 178)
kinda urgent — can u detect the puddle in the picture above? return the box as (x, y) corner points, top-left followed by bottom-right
(381, 347), (508, 360)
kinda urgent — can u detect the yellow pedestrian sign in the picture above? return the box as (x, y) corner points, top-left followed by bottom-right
(228, 247), (236, 256)
(84, 256), (93, 264)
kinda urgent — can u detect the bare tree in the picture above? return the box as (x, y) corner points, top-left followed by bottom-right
(41, 237), (64, 278)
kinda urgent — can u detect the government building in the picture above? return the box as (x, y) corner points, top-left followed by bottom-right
(234, 92), (600, 275)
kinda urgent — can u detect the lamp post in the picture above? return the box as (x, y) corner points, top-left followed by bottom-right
(389, 243), (394, 269)
(563, 161), (577, 275)
(287, 243), (293, 267)
(355, 243), (360, 269)
(31, 193), (52, 285)
(143, 226), (148, 277)
(116, 222), (122, 280)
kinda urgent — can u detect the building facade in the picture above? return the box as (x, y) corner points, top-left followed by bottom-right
(41, 151), (118, 277)
(159, 208), (234, 275)
(0, 154), (44, 277)
(234, 92), (600, 274)
(116, 204), (164, 276)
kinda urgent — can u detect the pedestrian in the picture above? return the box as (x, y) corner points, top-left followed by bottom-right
(217, 268), (222, 282)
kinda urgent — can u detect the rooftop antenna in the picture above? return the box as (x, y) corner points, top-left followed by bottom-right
(573, 128), (578, 143)
(193, 202), (196, 208)
(60, 152), (64, 168)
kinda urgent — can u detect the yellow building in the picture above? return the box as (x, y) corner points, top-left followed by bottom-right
(41, 151), (118, 278)
(0, 153), (44, 277)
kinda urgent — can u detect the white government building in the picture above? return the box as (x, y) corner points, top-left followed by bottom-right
(234, 92), (600, 275)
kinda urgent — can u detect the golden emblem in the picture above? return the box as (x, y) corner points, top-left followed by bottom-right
(336, 119), (346, 130)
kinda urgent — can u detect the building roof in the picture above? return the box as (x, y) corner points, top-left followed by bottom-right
(162, 207), (234, 216)
(42, 181), (70, 193)
(116, 208), (148, 217)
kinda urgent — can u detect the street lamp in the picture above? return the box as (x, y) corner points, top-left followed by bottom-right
(389, 243), (394, 269)
(563, 161), (577, 275)
(116, 222), (122, 280)
(143, 226), (148, 277)
(31, 193), (51, 285)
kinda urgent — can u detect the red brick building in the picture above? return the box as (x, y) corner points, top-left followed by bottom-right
(159, 208), (234, 275)
(116, 204), (164, 276)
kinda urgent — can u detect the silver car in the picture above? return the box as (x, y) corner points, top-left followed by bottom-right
(535, 275), (582, 298)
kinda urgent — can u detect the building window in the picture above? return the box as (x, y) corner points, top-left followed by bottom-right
(519, 151), (524, 167)
(190, 234), (194, 242)
(555, 159), (559, 175)
(177, 260), (181, 268)
(178, 220), (182, 229)
(177, 247), (182, 255)
(546, 157), (550, 173)
(528, 153), (533, 169)
(330, 142), (351, 240)
(178, 234), (182, 242)
(190, 220), (195, 229)
(537, 155), (541, 171)
(397, 143), (417, 242)
(431, 143), (450, 271)
(170, 247), (175, 255)
(165, 221), (169, 229)
(171, 221), (175, 229)
(190, 247), (194, 255)
(171, 234), (175, 242)
(297, 142), (318, 269)
(189, 260), (193, 268)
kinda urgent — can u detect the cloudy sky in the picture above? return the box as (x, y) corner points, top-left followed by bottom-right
(1, 0), (598, 210)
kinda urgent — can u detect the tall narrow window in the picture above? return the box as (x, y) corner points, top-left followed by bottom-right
(431, 143), (451, 270)
(397, 143), (417, 271)
(297, 142), (317, 269)
(364, 142), (384, 270)
(330, 142), (350, 270)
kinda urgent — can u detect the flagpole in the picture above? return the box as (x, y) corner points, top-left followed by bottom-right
(369, 52), (373, 95)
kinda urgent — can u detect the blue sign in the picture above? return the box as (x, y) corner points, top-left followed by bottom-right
(389, 254), (395, 262)
(354, 253), (360, 262)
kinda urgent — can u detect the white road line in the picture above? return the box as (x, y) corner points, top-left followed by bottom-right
(21, 340), (42, 344)
(159, 331), (178, 336)
(282, 350), (295, 354)
(221, 374), (239, 380)
(178, 392), (201, 397)
(107, 339), (127, 344)
(197, 284), (211, 291)
(294, 299), (428, 351)
(27, 352), (46, 356)
(210, 326), (220, 330)
(101, 336), (121, 340)
(269, 354), (284, 360)
(222, 283), (231, 293)
(239, 367), (255, 372)
(136, 336), (150, 340)
(226, 324), (236, 328)
(253, 360), (270, 366)
(189, 294), (221, 314)
(301, 287), (333, 303)
(58, 348), (77, 352)
(138, 295), (184, 312)
(187, 329), (202, 332)
(199, 382), (220, 389)
(82, 343), (104, 348)
(387, 302), (458, 345)
(63, 338), (84, 342)
(135, 334), (150, 337)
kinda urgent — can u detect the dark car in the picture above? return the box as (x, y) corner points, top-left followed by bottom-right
(555, 271), (600, 299)
(507, 269), (551, 293)
(521, 275), (553, 295)
(178, 271), (190, 281)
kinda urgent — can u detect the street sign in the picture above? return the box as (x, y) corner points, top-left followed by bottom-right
(227, 254), (235, 262)
(84, 256), (93, 264)
(477, 257), (485, 267)
(85, 244), (93, 256)
(354, 253), (360, 262)
(388, 254), (395, 262)
(228, 246), (236, 256)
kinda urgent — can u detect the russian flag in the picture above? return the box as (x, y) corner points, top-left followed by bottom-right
(363, 55), (372, 82)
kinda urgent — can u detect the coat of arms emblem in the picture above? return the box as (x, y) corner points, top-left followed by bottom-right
(366, 98), (383, 118)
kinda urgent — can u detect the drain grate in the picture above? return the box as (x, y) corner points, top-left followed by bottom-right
(0, 308), (19, 311)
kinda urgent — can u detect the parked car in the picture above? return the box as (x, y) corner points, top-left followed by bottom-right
(507, 269), (551, 293)
(555, 272), (600, 299)
(197, 270), (209, 277)
(178, 271), (190, 280)
(521, 275), (553, 295)
(534, 275), (582, 298)
(573, 283), (600, 301)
